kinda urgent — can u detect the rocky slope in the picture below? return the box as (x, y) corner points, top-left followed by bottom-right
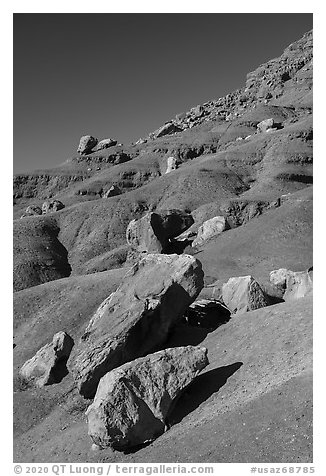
(13, 30), (313, 463)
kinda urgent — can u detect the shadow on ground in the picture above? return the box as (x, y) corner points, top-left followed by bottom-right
(168, 362), (243, 426)
(120, 362), (243, 455)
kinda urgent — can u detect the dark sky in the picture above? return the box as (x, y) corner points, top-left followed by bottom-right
(13, 13), (313, 174)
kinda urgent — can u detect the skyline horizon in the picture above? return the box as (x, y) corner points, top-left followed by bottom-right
(14, 13), (312, 174)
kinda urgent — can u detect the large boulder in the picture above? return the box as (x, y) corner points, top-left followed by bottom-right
(283, 269), (313, 301)
(192, 216), (227, 247)
(71, 253), (204, 398)
(42, 199), (65, 214)
(77, 135), (98, 155)
(126, 210), (194, 253)
(19, 331), (74, 387)
(94, 138), (117, 151)
(222, 275), (268, 314)
(86, 346), (208, 449)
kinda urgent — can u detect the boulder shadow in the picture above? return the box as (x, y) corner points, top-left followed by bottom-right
(167, 362), (243, 426)
(266, 293), (285, 305)
(165, 302), (231, 349)
(164, 323), (211, 348)
(47, 357), (70, 385)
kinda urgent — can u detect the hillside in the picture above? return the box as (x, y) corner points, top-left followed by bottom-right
(13, 30), (313, 463)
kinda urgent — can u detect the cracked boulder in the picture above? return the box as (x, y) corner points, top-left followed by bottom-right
(222, 275), (268, 314)
(19, 331), (74, 387)
(86, 346), (208, 449)
(71, 253), (204, 398)
(126, 210), (194, 253)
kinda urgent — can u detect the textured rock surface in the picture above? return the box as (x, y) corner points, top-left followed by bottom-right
(20, 205), (42, 218)
(222, 275), (268, 314)
(19, 331), (74, 387)
(126, 210), (194, 253)
(155, 122), (182, 138)
(283, 270), (313, 301)
(85, 346), (208, 449)
(77, 135), (98, 155)
(219, 199), (281, 228)
(71, 254), (204, 397)
(126, 213), (162, 253)
(42, 199), (65, 214)
(192, 216), (226, 247)
(270, 268), (296, 289)
(94, 138), (117, 151)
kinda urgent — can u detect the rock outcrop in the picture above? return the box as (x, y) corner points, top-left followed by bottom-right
(42, 199), (65, 214)
(219, 199), (280, 228)
(144, 31), (312, 139)
(19, 331), (74, 387)
(77, 135), (98, 155)
(71, 254), (204, 398)
(222, 275), (268, 314)
(126, 210), (194, 253)
(192, 216), (226, 247)
(86, 346), (208, 449)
